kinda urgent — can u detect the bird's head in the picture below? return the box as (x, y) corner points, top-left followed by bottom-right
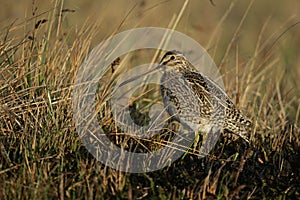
(159, 51), (196, 73)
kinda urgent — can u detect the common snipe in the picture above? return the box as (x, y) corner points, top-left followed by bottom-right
(160, 51), (251, 143)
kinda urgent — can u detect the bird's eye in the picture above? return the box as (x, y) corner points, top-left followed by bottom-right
(170, 55), (175, 60)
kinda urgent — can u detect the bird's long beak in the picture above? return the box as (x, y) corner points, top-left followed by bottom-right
(118, 64), (162, 88)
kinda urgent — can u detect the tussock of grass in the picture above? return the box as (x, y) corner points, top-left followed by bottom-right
(0, 0), (300, 199)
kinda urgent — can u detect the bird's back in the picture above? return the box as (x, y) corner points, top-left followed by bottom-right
(161, 68), (251, 141)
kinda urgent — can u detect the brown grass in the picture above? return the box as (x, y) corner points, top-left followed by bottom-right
(0, 0), (300, 199)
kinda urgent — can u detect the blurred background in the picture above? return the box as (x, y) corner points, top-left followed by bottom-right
(1, 0), (299, 80)
(1, 1), (299, 47)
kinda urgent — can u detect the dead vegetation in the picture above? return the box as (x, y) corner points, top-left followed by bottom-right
(0, 0), (299, 199)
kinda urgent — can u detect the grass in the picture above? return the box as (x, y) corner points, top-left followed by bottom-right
(1, 0), (300, 199)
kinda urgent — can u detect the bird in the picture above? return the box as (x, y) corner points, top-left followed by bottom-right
(159, 50), (251, 144)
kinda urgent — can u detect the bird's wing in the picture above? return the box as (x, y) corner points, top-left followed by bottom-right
(182, 71), (235, 108)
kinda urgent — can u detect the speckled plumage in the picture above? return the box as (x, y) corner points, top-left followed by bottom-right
(160, 51), (251, 142)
